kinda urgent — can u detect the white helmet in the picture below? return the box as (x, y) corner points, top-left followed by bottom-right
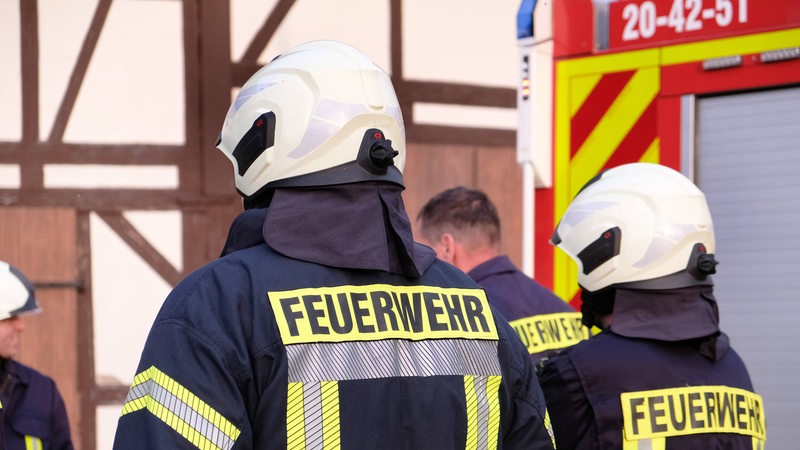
(216, 40), (406, 205)
(0, 261), (41, 320)
(551, 163), (717, 292)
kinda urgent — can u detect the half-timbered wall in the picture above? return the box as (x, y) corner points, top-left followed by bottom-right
(1, 1), (537, 448)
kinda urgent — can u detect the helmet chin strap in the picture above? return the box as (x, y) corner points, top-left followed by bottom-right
(580, 287), (615, 329)
(580, 243), (718, 329)
(359, 129), (398, 172)
(240, 129), (403, 210)
(621, 243), (718, 290)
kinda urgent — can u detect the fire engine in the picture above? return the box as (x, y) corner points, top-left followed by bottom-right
(517, 0), (800, 447)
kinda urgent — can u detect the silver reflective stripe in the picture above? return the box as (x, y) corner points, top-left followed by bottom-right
(474, 376), (491, 450)
(122, 366), (240, 450)
(286, 338), (501, 382)
(303, 382), (324, 450)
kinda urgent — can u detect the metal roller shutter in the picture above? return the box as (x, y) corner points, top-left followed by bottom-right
(695, 85), (800, 448)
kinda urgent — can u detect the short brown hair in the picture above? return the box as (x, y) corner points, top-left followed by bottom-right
(417, 187), (501, 248)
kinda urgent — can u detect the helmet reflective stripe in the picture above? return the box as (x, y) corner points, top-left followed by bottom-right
(0, 261), (41, 320)
(552, 163), (715, 292)
(217, 40), (405, 200)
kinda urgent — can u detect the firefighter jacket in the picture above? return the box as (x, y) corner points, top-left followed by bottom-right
(467, 256), (588, 362)
(0, 358), (74, 450)
(113, 185), (555, 450)
(537, 287), (766, 450)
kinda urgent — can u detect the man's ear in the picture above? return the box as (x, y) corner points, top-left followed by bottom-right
(436, 232), (456, 263)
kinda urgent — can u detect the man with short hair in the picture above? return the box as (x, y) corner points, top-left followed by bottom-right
(417, 186), (587, 363)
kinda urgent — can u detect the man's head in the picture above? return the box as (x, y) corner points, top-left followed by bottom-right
(417, 187), (501, 272)
(0, 261), (41, 359)
(216, 40), (405, 209)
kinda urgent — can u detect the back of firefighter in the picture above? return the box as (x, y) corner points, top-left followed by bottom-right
(538, 163), (766, 450)
(112, 40), (555, 450)
(417, 187), (588, 363)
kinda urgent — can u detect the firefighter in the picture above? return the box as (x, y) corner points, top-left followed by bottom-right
(112, 40), (555, 449)
(538, 162), (766, 449)
(417, 186), (588, 363)
(0, 260), (74, 450)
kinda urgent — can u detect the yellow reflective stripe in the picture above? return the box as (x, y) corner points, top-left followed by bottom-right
(320, 381), (341, 450)
(621, 385), (765, 441)
(464, 376), (479, 450)
(544, 409), (556, 449)
(752, 435), (766, 450)
(508, 312), (589, 354)
(464, 375), (502, 450)
(287, 382), (306, 449)
(121, 366), (241, 450)
(25, 436), (42, 450)
(287, 381), (342, 450)
(485, 375), (502, 450)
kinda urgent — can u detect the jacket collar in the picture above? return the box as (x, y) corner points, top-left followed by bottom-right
(220, 184), (436, 277)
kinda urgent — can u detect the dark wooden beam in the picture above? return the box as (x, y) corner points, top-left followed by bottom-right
(0, 143), (187, 164)
(47, 0), (112, 143)
(97, 211), (183, 286)
(240, 0), (296, 63)
(406, 124), (515, 147)
(400, 80), (516, 108)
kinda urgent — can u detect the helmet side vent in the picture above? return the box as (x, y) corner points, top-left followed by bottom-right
(232, 112), (276, 176)
(577, 227), (621, 275)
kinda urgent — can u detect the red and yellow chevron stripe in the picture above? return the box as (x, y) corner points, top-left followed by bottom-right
(553, 48), (662, 304)
(551, 27), (800, 305)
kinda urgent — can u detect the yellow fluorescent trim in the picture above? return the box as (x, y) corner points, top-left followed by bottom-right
(569, 73), (603, 118)
(486, 375), (502, 450)
(464, 376), (479, 450)
(286, 382), (306, 449)
(621, 385), (766, 441)
(121, 366), (241, 450)
(508, 312), (589, 353)
(269, 284), (498, 344)
(641, 138), (660, 163)
(571, 66), (660, 193)
(321, 381), (341, 450)
(663, 28), (800, 65)
(561, 48), (660, 78)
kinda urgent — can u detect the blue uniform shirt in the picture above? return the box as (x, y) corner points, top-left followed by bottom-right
(468, 256), (588, 362)
(0, 359), (73, 450)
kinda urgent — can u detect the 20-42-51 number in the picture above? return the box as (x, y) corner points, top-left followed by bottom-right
(622, 0), (749, 41)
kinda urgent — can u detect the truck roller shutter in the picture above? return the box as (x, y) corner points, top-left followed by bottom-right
(695, 85), (800, 449)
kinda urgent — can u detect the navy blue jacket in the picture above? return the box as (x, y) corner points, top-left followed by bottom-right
(468, 256), (588, 362)
(0, 359), (73, 450)
(113, 207), (555, 450)
(538, 287), (765, 450)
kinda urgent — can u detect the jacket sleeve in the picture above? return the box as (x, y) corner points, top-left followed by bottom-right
(537, 354), (594, 450)
(496, 318), (556, 450)
(112, 268), (256, 450)
(48, 381), (74, 450)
